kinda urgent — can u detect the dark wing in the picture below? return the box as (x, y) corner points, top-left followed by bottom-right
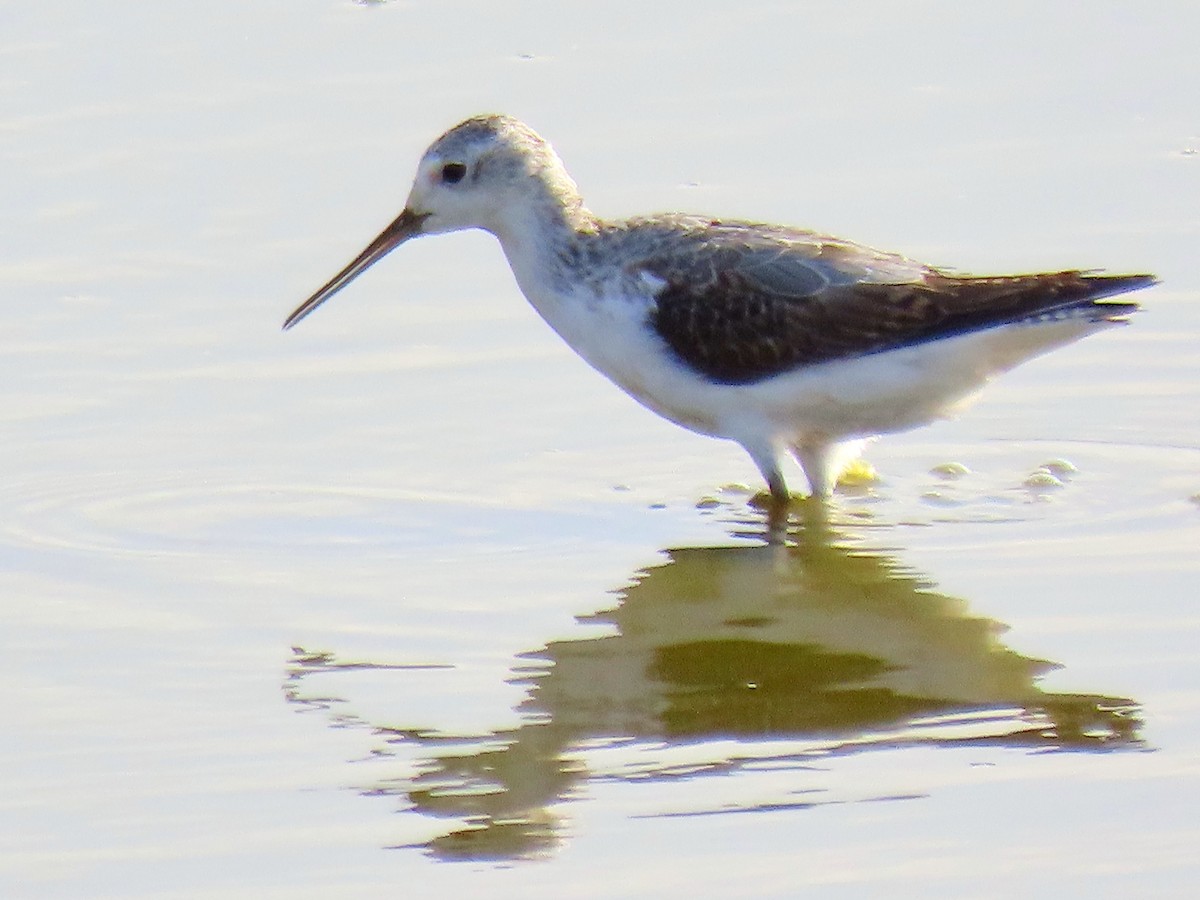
(641, 225), (1153, 384)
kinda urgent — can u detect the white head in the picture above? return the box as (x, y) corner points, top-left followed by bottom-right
(284, 115), (584, 329)
(407, 114), (584, 234)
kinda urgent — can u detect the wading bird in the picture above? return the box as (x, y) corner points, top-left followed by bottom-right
(285, 115), (1154, 502)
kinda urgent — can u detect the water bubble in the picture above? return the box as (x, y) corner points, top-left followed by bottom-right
(930, 461), (971, 480)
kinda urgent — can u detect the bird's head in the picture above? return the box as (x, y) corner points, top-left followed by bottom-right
(284, 115), (580, 330)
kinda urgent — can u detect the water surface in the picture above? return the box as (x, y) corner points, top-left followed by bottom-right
(2, 2), (1198, 897)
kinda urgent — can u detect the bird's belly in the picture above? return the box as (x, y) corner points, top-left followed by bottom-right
(526, 289), (736, 435)
(525, 282), (1105, 446)
(745, 317), (1105, 439)
(533, 297), (984, 443)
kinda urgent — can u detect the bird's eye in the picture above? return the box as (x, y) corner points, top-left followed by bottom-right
(441, 162), (467, 184)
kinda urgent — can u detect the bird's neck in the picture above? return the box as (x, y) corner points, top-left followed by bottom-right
(490, 185), (603, 307)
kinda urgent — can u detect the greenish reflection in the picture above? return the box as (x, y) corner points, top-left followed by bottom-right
(284, 506), (1141, 862)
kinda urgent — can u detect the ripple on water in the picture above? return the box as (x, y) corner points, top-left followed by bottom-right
(0, 438), (1193, 563)
(0, 473), (504, 560)
(866, 436), (1200, 533)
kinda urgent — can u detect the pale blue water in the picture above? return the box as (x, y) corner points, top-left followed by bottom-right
(2, 2), (1198, 897)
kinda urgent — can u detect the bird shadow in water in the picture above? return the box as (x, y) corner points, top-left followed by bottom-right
(283, 502), (1142, 862)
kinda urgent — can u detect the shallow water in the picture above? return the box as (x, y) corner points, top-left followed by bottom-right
(2, 2), (1199, 897)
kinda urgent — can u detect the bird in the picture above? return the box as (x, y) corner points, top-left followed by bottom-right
(284, 114), (1155, 503)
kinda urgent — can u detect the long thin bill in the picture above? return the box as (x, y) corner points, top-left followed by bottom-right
(283, 207), (428, 330)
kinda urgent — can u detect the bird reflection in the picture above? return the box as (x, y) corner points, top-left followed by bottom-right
(283, 505), (1141, 862)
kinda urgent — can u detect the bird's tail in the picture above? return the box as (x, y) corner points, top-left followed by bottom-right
(1069, 271), (1156, 320)
(936, 270), (1156, 327)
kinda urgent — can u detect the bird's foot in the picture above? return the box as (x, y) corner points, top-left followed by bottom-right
(834, 459), (879, 492)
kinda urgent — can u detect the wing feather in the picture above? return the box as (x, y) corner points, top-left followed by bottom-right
(631, 222), (1151, 384)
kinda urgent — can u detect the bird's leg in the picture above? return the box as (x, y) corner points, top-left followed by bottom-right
(792, 439), (871, 497)
(790, 442), (834, 499)
(741, 439), (791, 504)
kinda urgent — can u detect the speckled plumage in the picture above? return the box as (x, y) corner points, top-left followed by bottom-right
(285, 114), (1156, 501)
